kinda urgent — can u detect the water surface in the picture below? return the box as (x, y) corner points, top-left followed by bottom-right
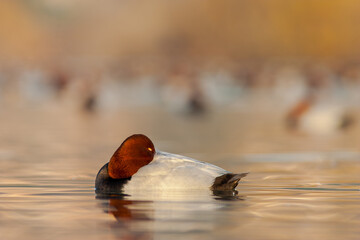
(0, 105), (359, 240)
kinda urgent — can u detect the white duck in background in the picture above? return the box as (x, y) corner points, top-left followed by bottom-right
(286, 93), (354, 135)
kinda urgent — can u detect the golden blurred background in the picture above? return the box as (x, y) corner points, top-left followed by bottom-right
(1, 0), (360, 124)
(2, 0), (360, 66)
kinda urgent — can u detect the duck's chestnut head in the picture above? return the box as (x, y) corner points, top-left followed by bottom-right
(108, 134), (155, 179)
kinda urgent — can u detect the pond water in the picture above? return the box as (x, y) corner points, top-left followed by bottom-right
(0, 104), (359, 240)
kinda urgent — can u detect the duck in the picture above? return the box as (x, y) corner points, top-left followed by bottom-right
(95, 134), (248, 194)
(285, 66), (355, 135)
(286, 93), (354, 135)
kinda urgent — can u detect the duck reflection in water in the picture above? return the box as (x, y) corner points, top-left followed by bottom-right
(96, 194), (153, 240)
(109, 198), (152, 222)
(96, 189), (246, 240)
(96, 189), (244, 229)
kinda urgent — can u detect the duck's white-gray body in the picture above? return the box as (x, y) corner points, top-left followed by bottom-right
(123, 151), (229, 192)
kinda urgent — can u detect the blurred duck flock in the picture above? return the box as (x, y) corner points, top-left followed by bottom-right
(0, 1), (360, 240)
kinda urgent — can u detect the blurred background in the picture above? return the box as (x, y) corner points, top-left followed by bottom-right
(0, 0), (359, 155)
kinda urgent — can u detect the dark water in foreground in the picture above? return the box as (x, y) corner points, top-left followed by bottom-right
(0, 105), (359, 240)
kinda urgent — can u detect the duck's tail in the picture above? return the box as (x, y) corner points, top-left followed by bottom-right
(211, 172), (249, 191)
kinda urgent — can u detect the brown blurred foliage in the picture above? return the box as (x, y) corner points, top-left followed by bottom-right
(1, 0), (360, 65)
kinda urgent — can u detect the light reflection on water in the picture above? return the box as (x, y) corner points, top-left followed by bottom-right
(0, 106), (359, 239)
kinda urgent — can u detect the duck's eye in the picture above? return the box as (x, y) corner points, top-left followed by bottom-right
(147, 147), (153, 152)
